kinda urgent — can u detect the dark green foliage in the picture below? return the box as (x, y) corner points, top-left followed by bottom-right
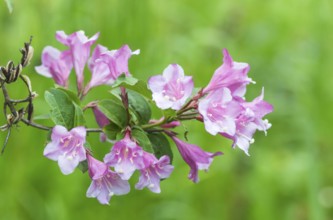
(148, 132), (173, 163)
(44, 88), (85, 129)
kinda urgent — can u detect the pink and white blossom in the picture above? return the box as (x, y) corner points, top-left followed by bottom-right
(104, 133), (144, 180)
(238, 88), (273, 133)
(198, 87), (243, 136)
(221, 89), (273, 155)
(83, 44), (139, 94)
(148, 64), (193, 110)
(171, 136), (222, 183)
(43, 125), (86, 175)
(86, 154), (130, 205)
(35, 46), (73, 87)
(204, 49), (253, 97)
(56, 30), (99, 92)
(135, 152), (173, 193)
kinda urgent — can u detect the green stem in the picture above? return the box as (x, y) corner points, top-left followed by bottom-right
(141, 117), (168, 129)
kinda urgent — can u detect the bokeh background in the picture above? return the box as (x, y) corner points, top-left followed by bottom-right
(0, 0), (333, 219)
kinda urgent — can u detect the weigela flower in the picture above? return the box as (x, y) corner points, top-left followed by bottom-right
(35, 46), (73, 87)
(198, 87), (243, 136)
(222, 89), (273, 155)
(135, 152), (173, 193)
(171, 136), (222, 183)
(238, 88), (273, 133)
(148, 64), (193, 110)
(84, 44), (139, 93)
(43, 125), (86, 175)
(222, 122), (257, 156)
(203, 49), (253, 97)
(104, 133), (144, 180)
(56, 30), (99, 92)
(86, 154), (130, 205)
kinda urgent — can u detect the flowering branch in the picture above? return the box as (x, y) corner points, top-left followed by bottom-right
(1, 31), (273, 205)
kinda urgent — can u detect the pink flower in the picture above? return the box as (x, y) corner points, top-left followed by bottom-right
(35, 46), (73, 87)
(221, 122), (257, 156)
(198, 87), (243, 136)
(239, 88), (273, 133)
(135, 152), (173, 193)
(84, 45), (139, 94)
(56, 30), (99, 93)
(148, 64), (193, 110)
(221, 89), (273, 155)
(86, 154), (130, 205)
(204, 49), (253, 97)
(171, 136), (222, 183)
(104, 133), (144, 180)
(43, 125), (86, 175)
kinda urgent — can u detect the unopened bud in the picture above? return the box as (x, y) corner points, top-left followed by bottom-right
(20, 37), (34, 67)
(7, 64), (22, 83)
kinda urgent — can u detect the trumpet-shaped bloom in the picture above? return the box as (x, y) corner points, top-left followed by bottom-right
(104, 133), (144, 180)
(221, 89), (273, 155)
(198, 87), (243, 136)
(222, 122), (258, 156)
(86, 154), (130, 205)
(35, 46), (73, 87)
(204, 49), (253, 97)
(56, 30), (99, 92)
(148, 64), (193, 110)
(171, 136), (222, 183)
(43, 125), (86, 175)
(239, 88), (273, 133)
(85, 45), (139, 92)
(135, 153), (174, 193)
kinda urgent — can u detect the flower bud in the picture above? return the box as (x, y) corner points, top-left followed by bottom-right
(20, 37), (34, 67)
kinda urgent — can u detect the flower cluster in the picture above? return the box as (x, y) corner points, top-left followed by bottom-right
(36, 31), (139, 97)
(36, 31), (273, 205)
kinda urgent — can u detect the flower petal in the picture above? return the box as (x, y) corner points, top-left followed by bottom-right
(58, 154), (80, 175)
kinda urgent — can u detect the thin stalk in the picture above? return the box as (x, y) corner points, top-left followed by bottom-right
(21, 118), (50, 131)
(141, 117), (168, 129)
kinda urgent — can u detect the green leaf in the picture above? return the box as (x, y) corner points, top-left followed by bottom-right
(98, 99), (128, 128)
(112, 74), (138, 87)
(57, 87), (81, 105)
(131, 127), (153, 153)
(44, 89), (75, 129)
(78, 160), (88, 173)
(111, 74), (152, 99)
(128, 90), (151, 125)
(103, 122), (122, 140)
(148, 132), (173, 162)
(44, 88), (85, 129)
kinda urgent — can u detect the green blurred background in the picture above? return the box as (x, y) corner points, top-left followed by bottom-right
(0, 0), (333, 219)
